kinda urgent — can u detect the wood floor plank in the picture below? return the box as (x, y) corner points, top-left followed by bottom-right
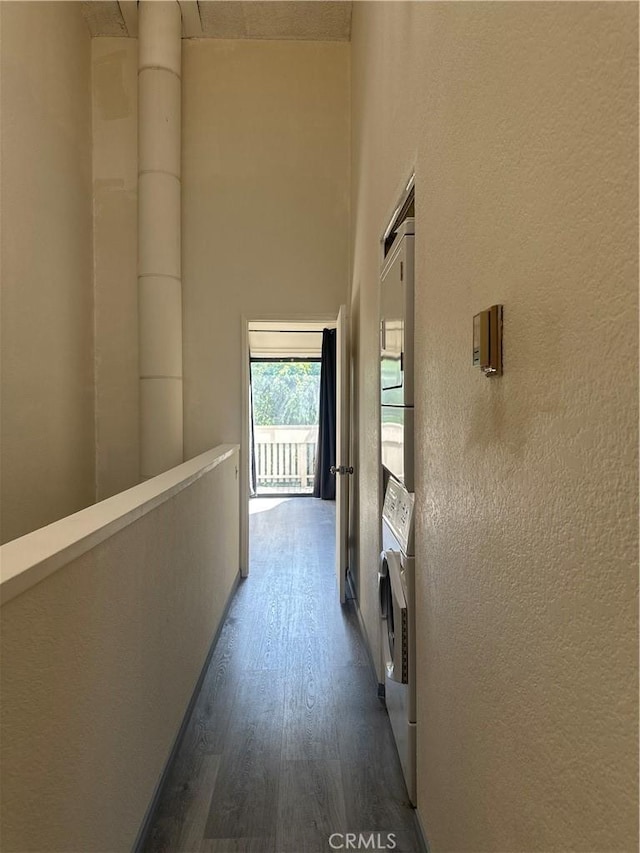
(275, 760), (346, 852)
(282, 667), (339, 760)
(340, 759), (415, 834)
(143, 754), (220, 853)
(332, 664), (381, 716)
(201, 838), (275, 852)
(203, 670), (284, 841)
(180, 626), (245, 757)
(336, 696), (400, 766)
(176, 755), (221, 853)
(327, 599), (371, 667)
(251, 594), (290, 671)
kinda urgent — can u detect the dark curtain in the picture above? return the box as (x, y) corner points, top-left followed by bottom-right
(313, 328), (337, 500)
(249, 361), (257, 497)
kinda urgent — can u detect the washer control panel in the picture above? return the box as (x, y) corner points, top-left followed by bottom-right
(383, 477), (415, 556)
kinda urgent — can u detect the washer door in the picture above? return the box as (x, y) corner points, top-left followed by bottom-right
(378, 550), (408, 684)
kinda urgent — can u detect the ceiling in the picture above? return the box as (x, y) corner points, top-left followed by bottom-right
(82, 1), (352, 40)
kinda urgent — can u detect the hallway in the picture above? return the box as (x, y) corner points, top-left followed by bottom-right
(144, 498), (420, 853)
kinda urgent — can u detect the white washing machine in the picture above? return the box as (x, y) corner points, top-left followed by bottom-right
(378, 476), (416, 805)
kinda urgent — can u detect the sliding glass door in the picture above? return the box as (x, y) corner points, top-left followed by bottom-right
(250, 359), (321, 495)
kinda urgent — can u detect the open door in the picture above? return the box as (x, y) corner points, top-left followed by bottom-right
(334, 304), (351, 604)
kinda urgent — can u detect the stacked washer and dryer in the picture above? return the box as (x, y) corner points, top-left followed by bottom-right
(378, 214), (417, 806)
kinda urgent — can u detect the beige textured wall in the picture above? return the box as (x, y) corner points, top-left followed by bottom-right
(182, 40), (349, 457)
(350, 3), (638, 851)
(92, 37), (140, 500)
(0, 2), (94, 543)
(0, 450), (240, 851)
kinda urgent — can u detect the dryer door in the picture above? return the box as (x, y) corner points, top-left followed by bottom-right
(378, 550), (408, 684)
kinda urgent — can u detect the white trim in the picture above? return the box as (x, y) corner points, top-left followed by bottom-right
(0, 444), (239, 605)
(380, 167), (416, 269)
(245, 312), (339, 325)
(240, 317), (250, 578)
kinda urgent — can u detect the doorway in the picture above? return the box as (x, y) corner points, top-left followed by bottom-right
(250, 358), (321, 496)
(240, 317), (337, 577)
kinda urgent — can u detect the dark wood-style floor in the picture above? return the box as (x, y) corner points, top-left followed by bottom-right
(143, 497), (419, 853)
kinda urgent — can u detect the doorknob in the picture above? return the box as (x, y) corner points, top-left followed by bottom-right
(330, 465), (354, 476)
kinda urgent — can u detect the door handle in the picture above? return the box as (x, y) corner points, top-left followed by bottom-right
(330, 465), (354, 476)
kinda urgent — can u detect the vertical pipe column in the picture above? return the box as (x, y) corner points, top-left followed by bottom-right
(138, 0), (183, 478)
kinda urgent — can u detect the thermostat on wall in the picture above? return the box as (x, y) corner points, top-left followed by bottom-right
(473, 305), (503, 377)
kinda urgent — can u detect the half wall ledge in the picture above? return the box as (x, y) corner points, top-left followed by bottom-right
(0, 443), (240, 605)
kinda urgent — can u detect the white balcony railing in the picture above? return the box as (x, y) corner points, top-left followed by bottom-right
(254, 425), (317, 494)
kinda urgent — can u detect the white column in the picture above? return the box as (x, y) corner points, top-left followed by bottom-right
(138, 0), (183, 478)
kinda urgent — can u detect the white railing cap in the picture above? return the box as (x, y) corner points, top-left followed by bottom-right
(0, 444), (239, 606)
